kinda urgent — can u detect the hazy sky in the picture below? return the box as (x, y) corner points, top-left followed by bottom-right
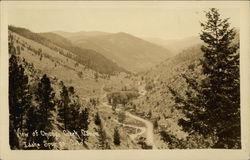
(8, 3), (240, 40)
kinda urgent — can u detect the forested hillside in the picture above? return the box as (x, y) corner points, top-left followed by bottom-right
(130, 9), (240, 149)
(9, 26), (126, 74)
(56, 31), (173, 72)
(8, 29), (144, 150)
(9, 38), (90, 149)
(129, 45), (203, 148)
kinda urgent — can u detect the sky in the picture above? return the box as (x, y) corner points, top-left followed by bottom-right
(7, 3), (240, 40)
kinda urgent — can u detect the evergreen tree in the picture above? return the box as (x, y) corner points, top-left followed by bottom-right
(57, 84), (70, 130)
(9, 45), (31, 149)
(94, 112), (101, 126)
(96, 124), (110, 149)
(67, 97), (80, 131)
(153, 119), (158, 130)
(168, 8), (240, 149)
(36, 74), (55, 129)
(199, 8), (240, 148)
(78, 108), (89, 143)
(113, 127), (121, 146)
(25, 105), (40, 149)
(68, 86), (75, 94)
(35, 74), (56, 149)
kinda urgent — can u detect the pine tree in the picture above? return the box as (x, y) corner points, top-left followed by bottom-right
(96, 124), (110, 149)
(35, 74), (56, 149)
(57, 84), (70, 130)
(113, 127), (121, 146)
(25, 105), (40, 149)
(153, 119), (158, 130)
(199, 8), (240, 148)
(36, 74), (55, 129)
(168, 8), (240, 149)
(9, 44), (31, 149)
(67, 98), (80, 131)
(94, 112), (101, 126)
(78, 108), (89, 143)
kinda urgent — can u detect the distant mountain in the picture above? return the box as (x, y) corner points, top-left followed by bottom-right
(145, 36), (202, 54)
(133, 28), (240, 140)
(9, 26), (127, 74)
(58, 31), (173, 73)
(144, 27), (240, 82)
(145, 27), (239, 55)
(39, 32), (73, 47)
(53, 30), (110, 41)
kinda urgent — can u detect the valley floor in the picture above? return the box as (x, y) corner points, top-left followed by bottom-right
(100, 84), (157, 149)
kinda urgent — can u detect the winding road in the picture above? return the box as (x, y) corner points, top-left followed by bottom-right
(126, 111), (157, 149)
(102, 82), (157, 149)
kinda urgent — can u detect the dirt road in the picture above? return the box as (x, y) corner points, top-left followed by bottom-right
(102, 82), (157, 149)
(102, 101), (157, 149)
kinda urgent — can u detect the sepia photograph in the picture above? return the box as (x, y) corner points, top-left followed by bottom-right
(0, 1), (250, 160)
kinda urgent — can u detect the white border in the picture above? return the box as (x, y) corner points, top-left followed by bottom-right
(0, 1), (249, 160)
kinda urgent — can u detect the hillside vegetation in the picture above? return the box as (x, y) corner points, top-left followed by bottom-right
(56, 31), (173, 72)
(9, 26), (126, 74)
(9, 30), (145, 150)
(8, 8), (240, 150)
(130, 10), (240, 149)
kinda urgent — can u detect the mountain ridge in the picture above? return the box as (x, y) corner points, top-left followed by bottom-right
(9, 25), (127, 75)
(53, 30), (111, 40)
(55, 30), (174, 73)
